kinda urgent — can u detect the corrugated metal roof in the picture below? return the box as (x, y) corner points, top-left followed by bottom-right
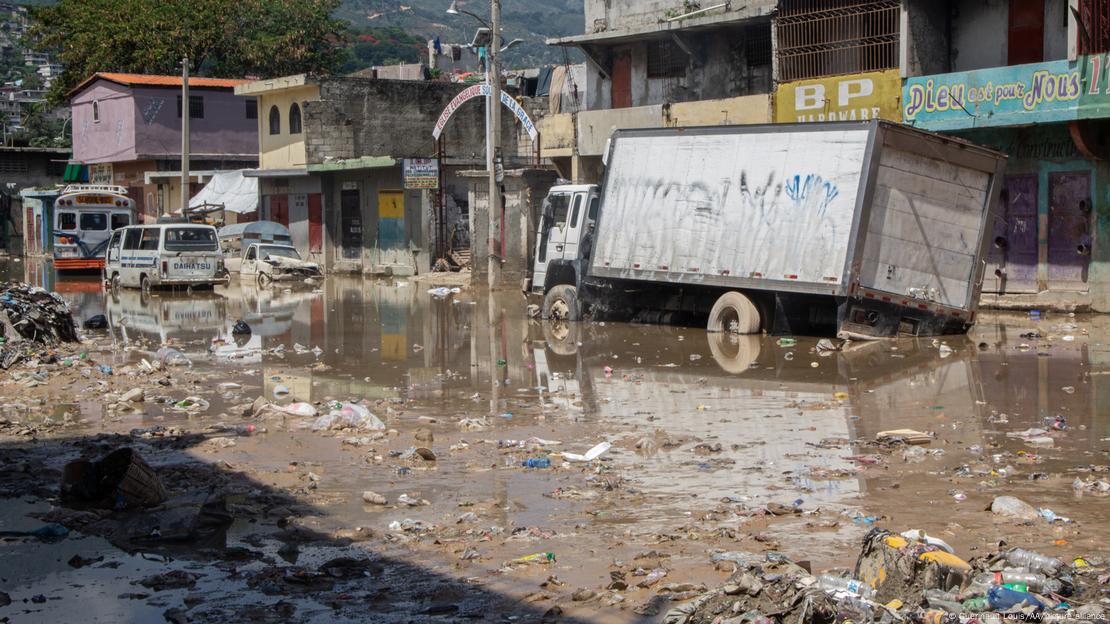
(70, 72), (250, 97)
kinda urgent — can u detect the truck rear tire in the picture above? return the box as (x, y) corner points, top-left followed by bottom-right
(707, 291), (761, 334)
(542, 285), (579, 321)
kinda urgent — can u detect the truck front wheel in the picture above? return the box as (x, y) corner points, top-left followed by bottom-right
(707, 291), (761, 334)
(542, 285), (579, 321)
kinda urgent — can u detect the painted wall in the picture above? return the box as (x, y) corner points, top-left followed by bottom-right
(961, 125), (1107, 304)
(321, 166), (430, 275)
(257, 85), (320, 170)
(71, 81), (138, 164)
(71, 80), (258, 164)
(130, 85), (257, 159)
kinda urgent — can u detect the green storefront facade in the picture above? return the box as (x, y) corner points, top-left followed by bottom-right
(904, 54), (1110, 311)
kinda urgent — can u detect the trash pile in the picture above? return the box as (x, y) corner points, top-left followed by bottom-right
(665, 528), (1107, 624)
(0, 282), (79, 368)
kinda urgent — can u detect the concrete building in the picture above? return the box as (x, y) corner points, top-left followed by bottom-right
(542, 0), (778, 181)
(237, 74), (539, 276)
(0, 146), (69, 255)
(898, 0), (1110, 311)
(69, 72), (258, 220)
(234, 75), (326, 265)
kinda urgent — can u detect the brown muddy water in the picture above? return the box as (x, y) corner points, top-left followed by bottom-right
(0, 262), (1107, 623)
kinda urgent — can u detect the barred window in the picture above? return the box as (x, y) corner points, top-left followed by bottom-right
(776, 0), (900, 82)
(647, 39), (687, 78)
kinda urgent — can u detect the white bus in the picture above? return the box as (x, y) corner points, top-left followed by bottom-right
(104, 223), (225, 291)
(53, 185), (134, 271)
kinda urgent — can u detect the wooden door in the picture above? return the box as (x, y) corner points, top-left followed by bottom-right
(611, 50), (632, 109)
(270, 195), (289, 227)
(308, 193), (323, 253)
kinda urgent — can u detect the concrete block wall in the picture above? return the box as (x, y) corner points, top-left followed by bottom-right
(303, 78), (528, 166)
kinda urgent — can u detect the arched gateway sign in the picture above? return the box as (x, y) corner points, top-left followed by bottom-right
(432, 83), (539, 142)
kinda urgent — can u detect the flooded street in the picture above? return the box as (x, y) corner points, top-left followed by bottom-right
(0, 262), (1107, 623)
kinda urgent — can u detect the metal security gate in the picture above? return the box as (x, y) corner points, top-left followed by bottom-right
(776, 0), (900, 82)
(1047, 171), (1092, 289)
(984, 175), (1038, 294)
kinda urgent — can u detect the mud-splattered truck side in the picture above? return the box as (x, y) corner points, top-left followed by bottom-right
(531, 120), (1008, 339)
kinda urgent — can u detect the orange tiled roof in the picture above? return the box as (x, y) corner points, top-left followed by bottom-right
(69, 72), (250, 97)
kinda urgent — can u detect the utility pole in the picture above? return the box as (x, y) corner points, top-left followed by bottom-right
(180, 56), (190, 217)
(487, 0), (502, 290)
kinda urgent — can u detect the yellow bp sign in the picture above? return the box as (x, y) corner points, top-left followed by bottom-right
(776, 70), (902, 123)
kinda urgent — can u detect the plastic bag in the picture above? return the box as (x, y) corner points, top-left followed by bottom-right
(157, 347), (191, 367)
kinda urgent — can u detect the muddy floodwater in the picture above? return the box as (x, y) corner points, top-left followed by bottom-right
(0, 262), (1107, 623)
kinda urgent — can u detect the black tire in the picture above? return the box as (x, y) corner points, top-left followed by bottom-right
(110, 273), (121, 292)
(542, 285), (579, 321)
(707, 291), (761, 334)
(140, 274), (152, 294)
(257, 272), (273, 288)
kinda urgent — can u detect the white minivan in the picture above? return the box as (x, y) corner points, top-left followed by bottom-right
(104, 223), (225, 291)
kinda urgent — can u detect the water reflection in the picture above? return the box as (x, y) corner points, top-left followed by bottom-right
(27, 263), (1109, 523)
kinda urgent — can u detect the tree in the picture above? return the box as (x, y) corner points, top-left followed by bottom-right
(29, 0), (348, 105)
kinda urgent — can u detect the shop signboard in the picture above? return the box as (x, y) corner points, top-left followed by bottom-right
(403, 158), (439, 190)
(776, 70), (902, 123)
(903, 60), (1083, 130)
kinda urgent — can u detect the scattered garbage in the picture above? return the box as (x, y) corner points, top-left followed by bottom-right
(310, 403), (385, 432)
(83, 314), (108, 330)
(666, 528), (1101, 624)
(876, 429), (932, 445)
(512, 552), (556, 564)
(561, 441), (611, 462)
(156, 347), (191, 368)
(0, 282), (79, 344)
(232, 320), (252, 335)
(427, 287), (462, 298)
(172, 396), (210, 413)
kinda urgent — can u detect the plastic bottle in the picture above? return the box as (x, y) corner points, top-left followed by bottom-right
(522, 457), (551, 469)
(1000, 569), (1062, 594)
(816, 574), (875, 599)
(1006, 549), (1063, 575)
(513, 552), (556, 564)
(923, 589), (964, 613)
(962, 597), (991, 612)
(988, 586), (1044, 610)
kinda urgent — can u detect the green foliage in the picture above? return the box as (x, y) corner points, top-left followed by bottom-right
(338, 26), (423, 73)
(21, 101), (68, 148)
(28, 0), (349, 105)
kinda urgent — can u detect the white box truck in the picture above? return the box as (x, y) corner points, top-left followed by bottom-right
(531, 120), (1007, 339)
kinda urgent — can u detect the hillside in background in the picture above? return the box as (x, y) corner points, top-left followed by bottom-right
(336, 0), (584, 68)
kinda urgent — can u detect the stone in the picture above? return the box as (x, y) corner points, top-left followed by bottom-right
(362, 491), (387, 505)
(122, 388), (145, 403)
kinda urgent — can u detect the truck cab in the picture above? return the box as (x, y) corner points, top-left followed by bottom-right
(530, 184), (599, 305)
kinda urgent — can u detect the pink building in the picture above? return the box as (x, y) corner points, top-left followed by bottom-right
(69, 72), (258, 220)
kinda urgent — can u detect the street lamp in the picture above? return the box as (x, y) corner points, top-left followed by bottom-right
(447, 0), (503, 290)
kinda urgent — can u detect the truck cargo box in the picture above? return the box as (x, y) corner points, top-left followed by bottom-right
(578, 120), (1006, 338)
